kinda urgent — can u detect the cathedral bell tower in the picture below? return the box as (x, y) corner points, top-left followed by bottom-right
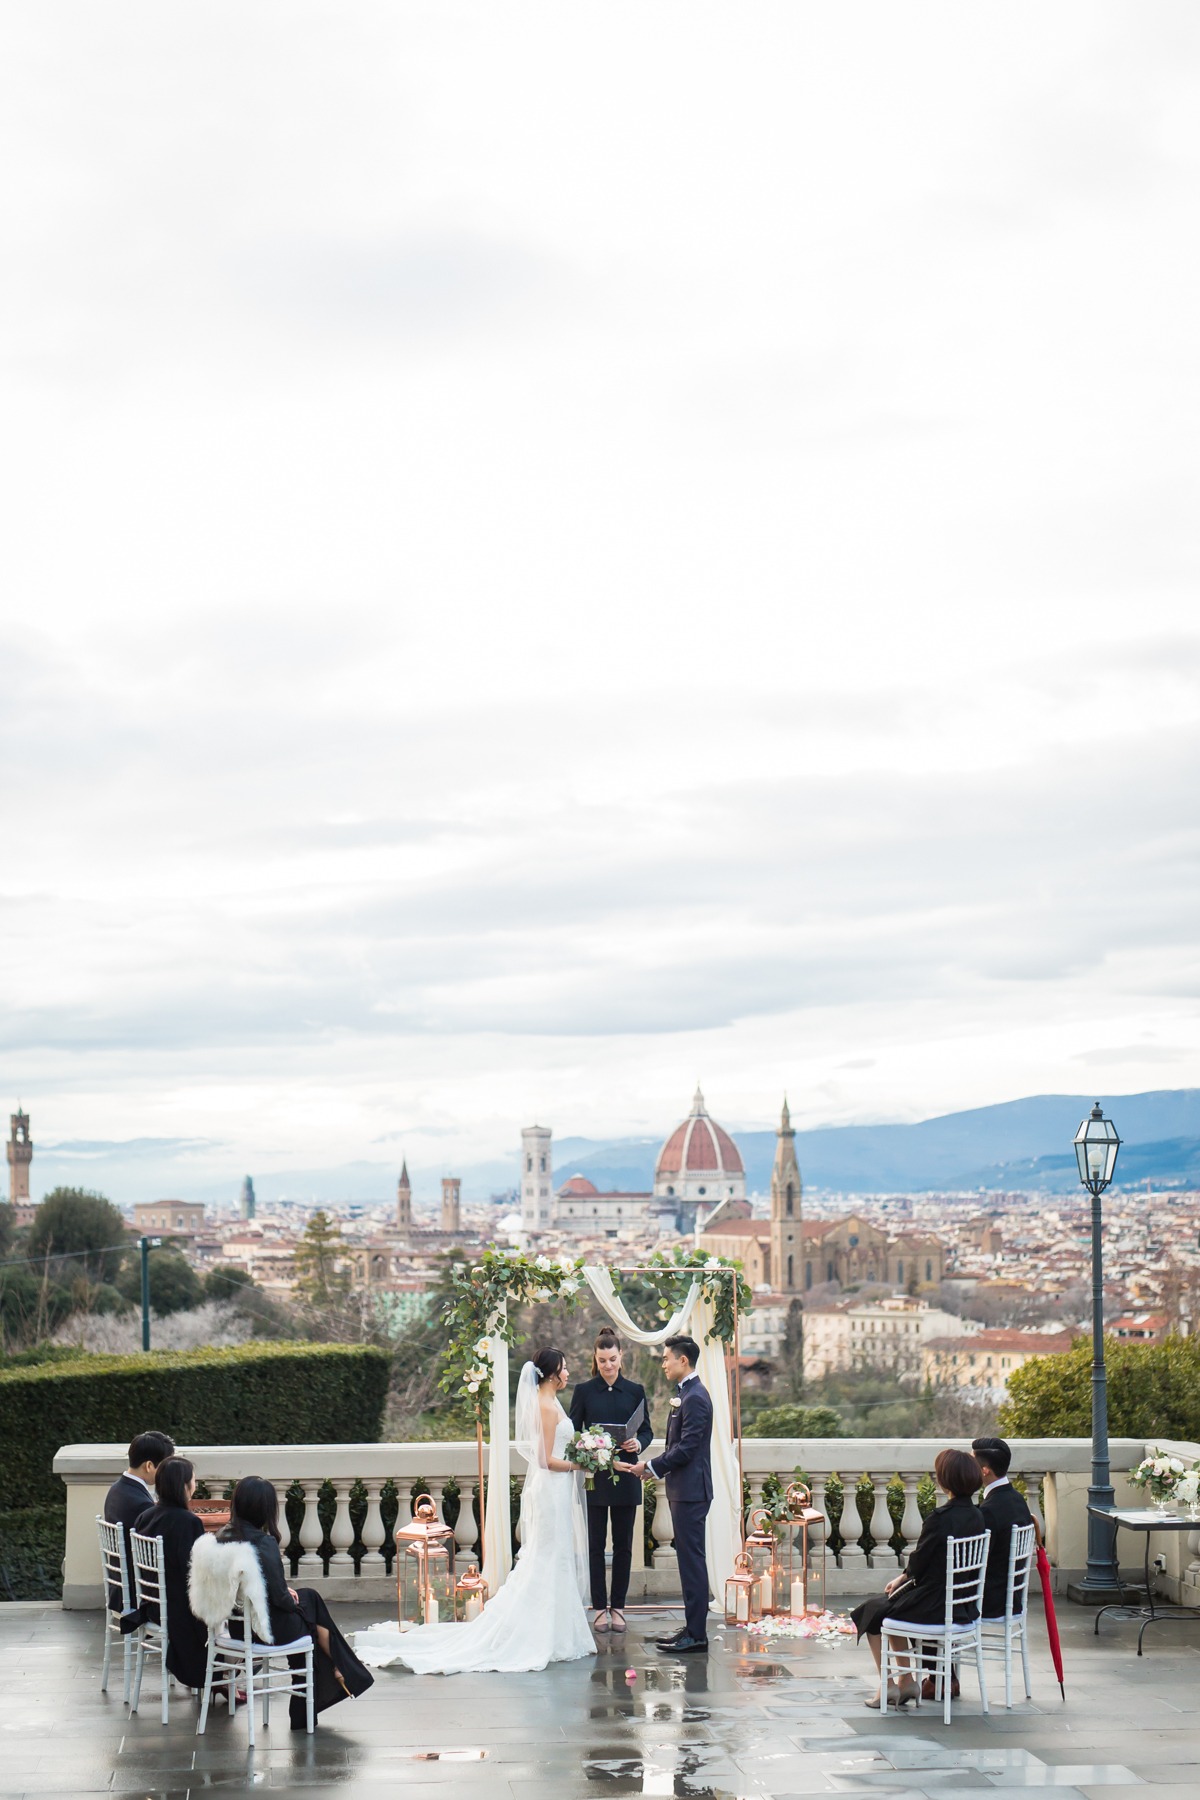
(769, 1097), (802, 1293)
(441, 1176), (461, 1234)
(396, 1161), (412, 1235)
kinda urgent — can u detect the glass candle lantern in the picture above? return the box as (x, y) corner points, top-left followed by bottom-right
(744, 1507), (781, 1617)
(454, 1563), (488, 1622)
(724, 1551), (763, 1628)
(396, 1496), (456, 1626)
(782, 1481), (826, 1615)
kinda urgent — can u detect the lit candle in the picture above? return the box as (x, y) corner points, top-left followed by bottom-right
(735, 1585), (748, 1624)
(791, 1575), (804, 1617)
(758, 1574), (771, 1614)
(465, 1594), (483, 1621)
(426, 1596), (439, 1624)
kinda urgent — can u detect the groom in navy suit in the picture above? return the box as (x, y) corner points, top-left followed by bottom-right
(618, 1335), (713, 1653)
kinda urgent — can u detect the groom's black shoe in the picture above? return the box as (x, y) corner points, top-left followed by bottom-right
(662, 1634), (708, 1654)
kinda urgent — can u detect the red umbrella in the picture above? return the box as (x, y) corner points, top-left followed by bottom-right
(1035, 1543), (1066, 1699)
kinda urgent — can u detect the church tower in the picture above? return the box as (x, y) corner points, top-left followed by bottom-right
(520, 1125), (553, 1232)
(769, 1097), (802, 1293)
(7, 1109), (32, 1206)
(396, 1160), (412, 1235)
(441, 1176), (461, 1234)
(239, 1175), (256, 1221)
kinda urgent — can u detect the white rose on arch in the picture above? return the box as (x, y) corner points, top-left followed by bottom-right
(534, 1254), (553, 1272)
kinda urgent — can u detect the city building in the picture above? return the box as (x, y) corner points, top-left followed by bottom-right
(922, 1327), (1077, 1398)
(802, 1295), (977, 1380)
(523, 1088), (745, 1238)
(698, 1102), (945, 1295)
(132, 1199), (207, 1238)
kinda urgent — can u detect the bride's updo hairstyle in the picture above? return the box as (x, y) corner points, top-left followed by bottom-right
(591, 1326), (621, 1376)
(532, 1346), (565, 1384)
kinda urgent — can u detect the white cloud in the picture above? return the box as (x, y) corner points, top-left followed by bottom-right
(0, 2), (1197, 1185)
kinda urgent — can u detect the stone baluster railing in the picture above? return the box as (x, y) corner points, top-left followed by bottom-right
(361, 1479), (386, 1574)
(328, 1479), (356, 1571)
(297, 1478), (324, 1578)
(52, 1435), (1145, 1608)
(867, 1471), (897, 1569)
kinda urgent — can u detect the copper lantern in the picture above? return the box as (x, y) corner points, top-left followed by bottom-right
(782, 1480), (825, 1615)
(454, 1563), (488, 1622)
(724, 1551), (763, 1627)
(744, 1507), (781, 1617)
(396, 1496), (456, 1626)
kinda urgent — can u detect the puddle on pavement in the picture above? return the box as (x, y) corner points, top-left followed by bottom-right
(581, 1748), (759, 1796)
(732, 1660), (793, 1687)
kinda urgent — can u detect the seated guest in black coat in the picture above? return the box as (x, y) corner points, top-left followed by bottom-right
(103, 1430), (176, 1612)
(851, 1448), (984, 1709)
(218, 1476), (373, 1729)
(569, 1328), (653, 1632)
(132, 1454), (209, 1690)
(973, 1436), (1035, 1619)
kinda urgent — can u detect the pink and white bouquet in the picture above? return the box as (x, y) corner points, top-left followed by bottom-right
(565, 1428), (618, 1491)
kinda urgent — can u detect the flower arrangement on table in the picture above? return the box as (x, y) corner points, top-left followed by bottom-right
(1129, 1448), (1198, 1511)
(564, 1428), (618, 1491)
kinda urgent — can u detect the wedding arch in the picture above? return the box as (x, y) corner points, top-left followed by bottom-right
(439, 1247), (753, 1602)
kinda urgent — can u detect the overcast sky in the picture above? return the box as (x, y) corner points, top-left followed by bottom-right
(1, 3), (1198, 1193)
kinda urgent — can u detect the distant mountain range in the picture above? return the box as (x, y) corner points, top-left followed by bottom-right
(547, 1090), (1200, 1198)
(27, 1088), (1200, 1208)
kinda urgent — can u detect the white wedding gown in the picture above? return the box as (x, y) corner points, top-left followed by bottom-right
(355, 1407), (596, 1674)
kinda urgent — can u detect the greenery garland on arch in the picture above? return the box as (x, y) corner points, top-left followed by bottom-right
(439, 1245), (754, 1416)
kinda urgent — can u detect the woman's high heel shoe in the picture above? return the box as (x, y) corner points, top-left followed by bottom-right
(865, 1681), (918, 1710)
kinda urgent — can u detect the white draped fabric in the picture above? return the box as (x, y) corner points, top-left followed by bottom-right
(481, 1268), (740, 1603)
(481, 1317), (511, 1591)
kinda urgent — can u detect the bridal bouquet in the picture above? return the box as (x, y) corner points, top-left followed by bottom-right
(565, 1428), (618, 1491)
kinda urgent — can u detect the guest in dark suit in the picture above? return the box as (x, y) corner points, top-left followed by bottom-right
(132, 1454), (209, 1689)
(219, 1476), (373, 1729)
(973, 1436), (1035, 1620)
(102, 1430), (176, 1612)
(851, 1448), (984, 1709)
(569, 1328), (653, 1632)
(619, 1334), (713, 1654)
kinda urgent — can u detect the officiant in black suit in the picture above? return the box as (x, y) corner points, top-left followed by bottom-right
(102, 1430), (176, 1611)
(569, 1328), (653, 1631)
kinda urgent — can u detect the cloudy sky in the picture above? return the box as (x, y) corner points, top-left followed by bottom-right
(2, 3), (1198, 1196)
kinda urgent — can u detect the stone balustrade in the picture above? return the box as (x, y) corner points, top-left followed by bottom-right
(52, 1435), (1148, 1609)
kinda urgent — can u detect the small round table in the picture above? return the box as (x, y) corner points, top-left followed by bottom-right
(1088, 1505), (1200, 1654)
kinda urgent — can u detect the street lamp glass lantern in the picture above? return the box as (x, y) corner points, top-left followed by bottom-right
(1074, 1102), (1120, 1191)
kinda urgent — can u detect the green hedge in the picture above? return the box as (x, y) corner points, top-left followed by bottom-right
(1000, 1333), (1200, 1440)
(0, 1342), (391, 1509)
(0, 1507), (65, 1600)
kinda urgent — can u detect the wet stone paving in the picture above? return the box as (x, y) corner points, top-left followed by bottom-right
(2, 1599), (1200, 1799)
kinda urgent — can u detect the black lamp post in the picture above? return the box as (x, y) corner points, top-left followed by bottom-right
(1075, 1101), (1121, 1595)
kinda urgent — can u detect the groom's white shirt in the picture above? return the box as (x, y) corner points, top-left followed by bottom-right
(646, 1373), (699, 1479)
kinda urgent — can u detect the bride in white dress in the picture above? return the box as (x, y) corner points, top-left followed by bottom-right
(356, 1348), (597, 1674)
